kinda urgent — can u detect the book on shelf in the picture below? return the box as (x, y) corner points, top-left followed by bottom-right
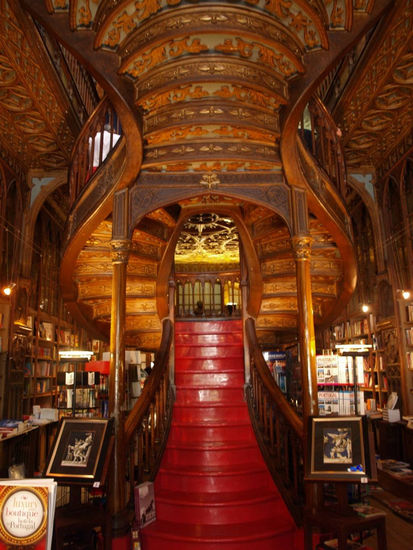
(0, 478), (57, 550)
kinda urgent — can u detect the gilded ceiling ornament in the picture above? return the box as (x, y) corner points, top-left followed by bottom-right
(291, 235), (312, 259)
(175, 212), (239, 264)
(200, 173), (220, 189)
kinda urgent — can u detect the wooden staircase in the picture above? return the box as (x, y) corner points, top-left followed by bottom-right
(141, 320), (301, 549)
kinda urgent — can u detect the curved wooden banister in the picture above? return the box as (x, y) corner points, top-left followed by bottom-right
(124, 318), (174, 483)
(245, 317), (304, 524)
(246, 318), (303, 438)
(69, 97), (122, 206)
(299, 96), (347, 200)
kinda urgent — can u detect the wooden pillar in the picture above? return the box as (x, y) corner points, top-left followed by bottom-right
(292, 234), (318, 419)
(292, 233), (320, 515)
(109, 189), (131, 548)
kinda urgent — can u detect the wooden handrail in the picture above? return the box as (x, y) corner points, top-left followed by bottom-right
(124, 318), (174, 484)
(299, 96), (347, 198)
(245, 317), (304, 524)
(69, 97), (122, 206)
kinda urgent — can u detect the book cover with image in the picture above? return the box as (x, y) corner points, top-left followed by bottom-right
(0, 479), (57, 550)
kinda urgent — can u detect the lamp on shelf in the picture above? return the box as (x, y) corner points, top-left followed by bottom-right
(361, 303), (369, 313)
(401, 290), (411, 300)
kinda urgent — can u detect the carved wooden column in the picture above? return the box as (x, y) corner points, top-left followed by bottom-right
(109, 189), (131, 548)
(292, 233), (321, 514)
(292, 234), (318, 419)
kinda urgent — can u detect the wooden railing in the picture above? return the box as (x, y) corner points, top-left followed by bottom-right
(124, 319), (174, 488)
(69, 97), (122, 206)
(299, 96), (347, 198)
(245, 317), (305, 525)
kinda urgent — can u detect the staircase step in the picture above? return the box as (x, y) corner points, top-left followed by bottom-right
(176, 386), (245, 404)
(150, 319), (298, 549)
(173, 403), (249, 422)
(176, 357), (244, 372)
(175, 370), (244, 387)
(175, 320), (242, 334)
(175, 344), (243, 359)
(163, 440), (261, 466)
(175, 332), (243, 346)
(141, 518), (296, 550)
(169, 421), (254, 443)
(156, 462), (271, 492)
(154, 488), (286, 524)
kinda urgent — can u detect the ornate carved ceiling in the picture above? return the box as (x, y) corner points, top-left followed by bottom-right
(334, 1), (413, 177)
(0, 1), (410, 181)
(0, 0), (79, 175)
(40, 0), (370, 175)
(175, 213), (240, 265)
(1, 1), (409, 181)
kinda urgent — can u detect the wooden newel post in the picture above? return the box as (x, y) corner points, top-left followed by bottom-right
(109, 189), (131, 548)
(292, 235), (318, 420)
(292, 234), (320, 514)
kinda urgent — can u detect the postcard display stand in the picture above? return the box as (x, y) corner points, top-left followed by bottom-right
(304, 416), (387, 550)
(44, 417), (114, 550)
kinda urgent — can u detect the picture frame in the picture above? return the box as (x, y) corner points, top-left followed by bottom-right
(306, 416), (374, 481)
(44, 418), (112, 483)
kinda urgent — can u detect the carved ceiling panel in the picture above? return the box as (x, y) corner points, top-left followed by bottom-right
(175, 212), (240, 265)
(336, 1), (413, 171)
(0, 1), (77, 173)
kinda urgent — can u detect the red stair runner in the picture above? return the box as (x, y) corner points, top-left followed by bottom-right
(141, 320), (302, 549)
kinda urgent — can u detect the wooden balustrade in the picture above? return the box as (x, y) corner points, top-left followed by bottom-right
(299, 96), (347, 198)
(124, 319), (174, 491)
(245, 318), (305, 524)
(69, 97), (122, 206)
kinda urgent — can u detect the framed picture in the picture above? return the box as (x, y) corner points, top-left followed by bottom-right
(306, 416), (373, 481)
(45, 418), (112, 483)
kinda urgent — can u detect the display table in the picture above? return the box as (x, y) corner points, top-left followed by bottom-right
(377, 468), (413, 503)
(304, 506), (387, 550)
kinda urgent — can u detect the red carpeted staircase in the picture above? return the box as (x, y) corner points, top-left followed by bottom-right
(141, 320), (301, 549)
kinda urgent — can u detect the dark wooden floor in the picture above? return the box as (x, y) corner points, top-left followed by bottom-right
(362, 487), (413, 550)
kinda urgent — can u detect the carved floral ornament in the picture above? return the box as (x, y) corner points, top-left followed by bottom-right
(175, 212), (240, 265)
(110, 238), (132, 263)
(120, 34), (304, 79)
(291, 235), (312, 259)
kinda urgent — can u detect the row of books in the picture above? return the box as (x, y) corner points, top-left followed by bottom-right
(316, 355), (365, 385)
(318, 390), (365, 416)
(406, 303), (413, 322)
(36, 379), (51, 394)
(332, 318), (371, 340)
(407, 351), (413, 369)
(57, 388), (100, 409)
(405, 327), (413, 345)
(35, 361), (54, 377)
